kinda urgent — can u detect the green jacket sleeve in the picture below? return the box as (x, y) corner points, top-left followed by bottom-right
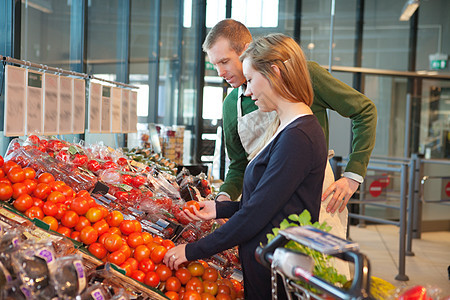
(308, 61), (377, 178)
(219, 88), (248, 200)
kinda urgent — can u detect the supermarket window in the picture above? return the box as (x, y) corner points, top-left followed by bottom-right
(232, 0), (279, 28)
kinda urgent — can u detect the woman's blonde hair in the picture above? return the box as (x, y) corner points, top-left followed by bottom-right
(240, 33), (314, 159)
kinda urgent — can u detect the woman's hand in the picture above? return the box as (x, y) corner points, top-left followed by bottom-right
(183, 200), (217, 222)
(164, 244), (187, 270)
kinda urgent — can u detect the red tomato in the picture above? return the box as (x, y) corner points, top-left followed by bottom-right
(132, 219), (142, 232)
(98, 206), (109, 218)
(13, 194), (33, 212)
(33, 183), (51, 199)
(108, 226), (121, 236)
(125, 257), (139, 271)
(3, 161), (19, 173)
(61, 210), (80, 228)
(119, 220), (136, 235)
(119, 261), (133, 276)
(70, 197), (89, 215)
(175, 268), (192, 285)
(166, 276), (181, 292)
(12, 182), (28, 199)
(89, 242), (108, 260)
(76, 190), (90, 198)
(202, 267), (218, 282)
(121, 174), (133, 185)
(115, 191), (130, 202)
(25, 206), (44, 220)
(75, 216), (91, 231)
(131, 175), (147, 188)
(108, 250), (126, 265)
(72, 154), (88, 167)
(28, 134), (40, 145)
(93, 219), (109, 235)
(187, 262), (205, 277)
(131, 270), (146, 282)
(151, 245), (168, 264)
(0, 182), (13, 201)
(32, 197), (44, 208)
(119, 244), (132, 259)
(38, 172), (55, 184)
(153, 236), (163, 244)
(117, 157), (128, 166)
(103, 161), (118, 170)
(138, 258), (155, 273)
(57, 226), (72, 237)
(127, 232), (144, 248)
(141, 232), (153, 244)
(156, 264), (172, 282)
(7, 167), (25, 183)
(42, 201), (58, 216)
(133, 245), (151, 262)
(106, 210), (124, 227)
(0, 169), (4, 178)
(162, 239), (175, 250)
(0, 155), (3, 167)
(215, 293), (232, 300)
(42, 216), (58, 231)
(165, 291), (180, 300)
(49, 180), (65, 192)
(70, 231), (81, 242)
(80, 226), (98, 245)
(104, 233), (123, 252)
(47, 191), (66, 203)
(22, 167), (36, 180)
(183, 200), (200, 214)
(202, 280), (219, 296)
(87, 160), (101, 172)
(144, 271), (160, 288)
(23, 179), (37, 193)
(185, 277), (204, 294)
(85, 207), (103, 223)
(60, 185), (75, 198)
(54, 203), (68, 220)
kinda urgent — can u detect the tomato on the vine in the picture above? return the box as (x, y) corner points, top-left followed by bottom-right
(117, 157), (128, 166)
(121, 174), (133, 185)
(131, 175), (147, 188)
(72, 154), (88, 167)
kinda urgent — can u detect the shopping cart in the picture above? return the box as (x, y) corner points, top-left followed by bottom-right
(256, 226), (375, 300)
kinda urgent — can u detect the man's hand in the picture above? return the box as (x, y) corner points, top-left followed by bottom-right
(215, 194), (231, 202)
(183, 200), (217, 221)
(322, 177), (359, 213)
(164, 244), (187, 270)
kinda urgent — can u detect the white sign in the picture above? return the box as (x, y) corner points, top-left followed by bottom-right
(43, 73), (59, 135)
(73, 78), (86, 134)
(59, 76), (73, 134)
(111, 87), (122, 133)
(4, 65), (26, 136)
(88, 82), (102, 133)
(26, 70), (44, 135)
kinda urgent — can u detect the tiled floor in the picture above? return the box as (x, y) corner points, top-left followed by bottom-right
(348, 224), (450, 297)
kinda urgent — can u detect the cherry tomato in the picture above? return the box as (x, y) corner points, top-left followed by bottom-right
(183, 200), (200, 214)
(33, 183), (52, 199)
(87, 160), (101, 172)
(0, 182), (13, 201)
(85, 207), (103, 223)
(166, 276), (181, 292)
(42, 216), (58, 231)
(175, 268), (192, 285)
(61, 210), (80, 228)
(89, 242), (108, 259)
(119, 220), (136, 235)
(138, 258), (155, 273)
(12, 182), (29, 199)
(108, 250), (126, 265)
(144, 271), (160, 288)
(22, 167), (36, 180)
(25, 206), (44, 220)
(38, 172), (55, 184)
(151, 245), (168, 264)
(80, 226), (98, 245)
(131, 270), (146, 282)
(7, 167), (25, 183)
(75, 216), (91, 231)
(13, 194), (33, 212)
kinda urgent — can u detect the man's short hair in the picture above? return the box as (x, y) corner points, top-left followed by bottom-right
(202, 19), (252, 55)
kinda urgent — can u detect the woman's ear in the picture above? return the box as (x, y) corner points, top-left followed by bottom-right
(271, 64), (281, 77)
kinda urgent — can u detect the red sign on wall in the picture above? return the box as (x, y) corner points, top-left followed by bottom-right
(369, 180), (383, 197)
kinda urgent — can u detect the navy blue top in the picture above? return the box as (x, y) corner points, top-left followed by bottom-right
(186, 115), (327, 299)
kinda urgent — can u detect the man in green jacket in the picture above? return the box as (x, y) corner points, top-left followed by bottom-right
(204, 19), (377, 216)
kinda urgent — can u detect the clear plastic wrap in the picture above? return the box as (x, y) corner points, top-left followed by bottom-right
(52, 254), (87, 299)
